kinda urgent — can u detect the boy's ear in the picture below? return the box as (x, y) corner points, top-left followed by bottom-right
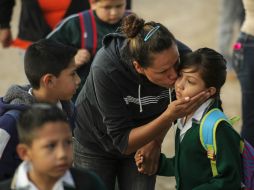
(16, 144), (31, 161)
(207, 87), (216, 97)
(133, 61), (144, 74)
(42, 74), (56, 88)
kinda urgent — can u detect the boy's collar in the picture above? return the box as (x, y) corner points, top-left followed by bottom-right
(11, 161), (75, 190)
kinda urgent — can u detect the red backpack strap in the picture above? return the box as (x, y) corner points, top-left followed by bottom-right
(89, 10), (97, 55)
(78, 12), (86, 49)
(124, 9), (132, 16)
(78, 10), (97, 55)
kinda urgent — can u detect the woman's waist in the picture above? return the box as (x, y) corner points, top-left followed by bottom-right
(239, 31), (254, 42)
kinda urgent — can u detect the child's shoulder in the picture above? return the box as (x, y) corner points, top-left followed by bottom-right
(0, 97), (27, 130)
(0, 177), (11, 190)
(70, 167), (107, 190)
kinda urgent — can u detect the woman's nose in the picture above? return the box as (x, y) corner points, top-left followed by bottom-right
(168, 68), (178, 81)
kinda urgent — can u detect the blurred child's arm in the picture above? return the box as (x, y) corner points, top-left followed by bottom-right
(0, 28), (12, 48)
(74, 49), (91, 67)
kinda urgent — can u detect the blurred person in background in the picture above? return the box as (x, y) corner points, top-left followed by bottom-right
(218, 0), (244, 70)
(0, 0), (91, 49)
(0, 0), (131, 50)
(47, 0), (130, 102)
(232, 0), (254, 146)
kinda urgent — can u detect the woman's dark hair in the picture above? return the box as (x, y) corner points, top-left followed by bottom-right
(178, 47), (227, 97)
(121, 14), (176, 68)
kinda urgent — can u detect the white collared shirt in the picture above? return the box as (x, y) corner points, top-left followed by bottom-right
(178, 99), (213, 142)
(11, 161), (75, 190)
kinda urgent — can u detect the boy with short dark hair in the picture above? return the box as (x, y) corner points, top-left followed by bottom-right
(0, 39), (81, 180)
(0, 104), (107, 190)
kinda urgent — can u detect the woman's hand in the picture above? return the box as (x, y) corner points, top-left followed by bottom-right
(164, 90), (211, 120)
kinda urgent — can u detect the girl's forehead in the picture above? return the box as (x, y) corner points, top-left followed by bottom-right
(181, 66), (200, 74)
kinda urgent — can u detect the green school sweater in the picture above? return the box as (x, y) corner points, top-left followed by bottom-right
(47, 10), (122, 51)
(158, 105), (242, 190)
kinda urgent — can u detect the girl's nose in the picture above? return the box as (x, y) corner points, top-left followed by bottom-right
(175, 78), (184, 90)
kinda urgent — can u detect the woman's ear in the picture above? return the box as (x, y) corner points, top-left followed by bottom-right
(207, 87), (217, 97)
(16, 144), (31, 161)
(133, 61), (144, 74)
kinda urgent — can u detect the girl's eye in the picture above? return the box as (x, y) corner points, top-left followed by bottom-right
(187, 80), (195, 84)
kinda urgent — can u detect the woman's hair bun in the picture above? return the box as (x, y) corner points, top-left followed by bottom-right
(121, 14), (145, 38)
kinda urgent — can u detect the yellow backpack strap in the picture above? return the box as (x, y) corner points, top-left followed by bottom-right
(228, 116), (243, 153)
(200, 108), (231, 177)
(229, 116), (240, 126)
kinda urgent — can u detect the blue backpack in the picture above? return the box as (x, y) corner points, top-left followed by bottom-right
(199, 108), (254, 190)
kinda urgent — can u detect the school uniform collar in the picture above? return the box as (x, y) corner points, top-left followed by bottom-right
(178, 99), (213, 141)
(11, 161), (75, 190)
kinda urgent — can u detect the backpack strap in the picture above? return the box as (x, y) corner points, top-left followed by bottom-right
(199, 108), (230, 176)
(4, 110), (20, 122)
(0, 109), (20, 159)
(78, 10), (97, 55)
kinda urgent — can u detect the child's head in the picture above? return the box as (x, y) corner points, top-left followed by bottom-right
(24, 39), (81, 101)
(175, 47), (227, 99)
(93, 0), (126, 24)
(17, 103), (73, 180)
